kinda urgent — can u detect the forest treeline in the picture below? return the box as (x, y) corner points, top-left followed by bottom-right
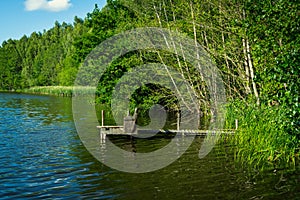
(0, 0), (299, 165)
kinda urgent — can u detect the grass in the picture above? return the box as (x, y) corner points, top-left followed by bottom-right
(224, 100), (299, 170)
(23, 86), (95, 97)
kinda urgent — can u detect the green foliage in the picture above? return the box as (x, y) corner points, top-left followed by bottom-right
(73, 1), (137, 63)
(0, 22), (78, 89)
(225, 100), (299, 169)
(0, 0), (298, 167)
(245, 0), (300, 137)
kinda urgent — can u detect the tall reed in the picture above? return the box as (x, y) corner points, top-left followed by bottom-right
(225, 100), (299, 169)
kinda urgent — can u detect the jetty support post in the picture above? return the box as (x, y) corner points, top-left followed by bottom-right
(235, 119), (238, 130)
(177, 111), (180, 131)
(101, 110), (104, 127)
(99, 127), (106, 142)
(99, 110), (106, 142)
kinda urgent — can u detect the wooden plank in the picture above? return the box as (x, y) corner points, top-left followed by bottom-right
(97, 126), (235, 136)
(97, 126), (124, 128)
(167, 129), (235, 134)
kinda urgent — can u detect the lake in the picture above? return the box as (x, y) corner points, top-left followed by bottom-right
(0, 92), (299, 199)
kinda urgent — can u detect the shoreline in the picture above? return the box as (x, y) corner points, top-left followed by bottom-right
(0, 86), (96, 97)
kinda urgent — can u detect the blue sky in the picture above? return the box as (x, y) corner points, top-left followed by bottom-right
(0, 0), (107, 44)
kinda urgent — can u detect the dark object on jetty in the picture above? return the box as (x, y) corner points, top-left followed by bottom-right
(123, 108), (137, 134)
(124, 115), (136, 134)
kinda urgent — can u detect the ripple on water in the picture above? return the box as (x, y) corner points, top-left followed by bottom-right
(0, 93), (299, 199)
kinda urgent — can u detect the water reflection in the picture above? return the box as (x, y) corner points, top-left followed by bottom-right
(0, 93), (299, 199)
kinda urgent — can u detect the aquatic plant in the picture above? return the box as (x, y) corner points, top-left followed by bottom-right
(225, 100), (299, 169)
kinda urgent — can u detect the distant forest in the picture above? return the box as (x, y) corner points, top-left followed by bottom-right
(0, 0), (299, 135)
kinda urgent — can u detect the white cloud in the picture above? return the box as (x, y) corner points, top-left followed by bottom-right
(25, 0), (72, 12)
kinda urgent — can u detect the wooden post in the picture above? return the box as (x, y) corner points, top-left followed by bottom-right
(100, 128), (103, 140)
(133, 108), (138, 120)
(177, 111), (180, 131)
(101, 110), (104, 127)
(100, 128), (106, 143)
(235, 119), (238, 130)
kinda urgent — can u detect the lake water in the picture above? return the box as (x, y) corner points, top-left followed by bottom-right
(0, 93), (299, 199)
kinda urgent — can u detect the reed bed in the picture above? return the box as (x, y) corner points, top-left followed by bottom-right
(224, 100), (299, 169)
(23, 86), (95, 97)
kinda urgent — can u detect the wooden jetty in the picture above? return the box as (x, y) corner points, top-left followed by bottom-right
(97, 110), (238, 139)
